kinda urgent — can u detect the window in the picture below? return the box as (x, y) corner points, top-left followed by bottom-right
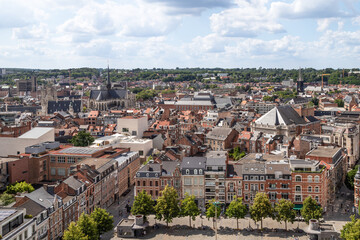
(245, 184), (248, 190)
(260, 176), (264, 180)
(295, 186), (301, 192)
(269, 183), (276, 189)
(295, 176), (302, 182)
(194, 169), (198, 175)
(137, 181), (140, 186)
(315, 196), (319, 202)
(50, 156), (56, 162)
(245, 194), (248, 201)
(167, 180), (171, 186)
(58, 156), (65, 163)
(315, 187), (319, 193)
(186, 169), (190, 175)
(155, 190), (158, 196)
(308, 186), (312, 192)
(184, 178), (192, 185)
(193, 178), (198, 185)
(132, 131), (137, 136)
(281, 184), (288, 189)
(295, 195), (302, 202)
(122, 128), (129, 132)
(269, 192), (276, 200)
(150, 181), (152, 186)
(238, 189), (242, 196)
(199, 178), (204, 185)
(51, 168), (56, 176)
(314, 176), (320, 183)
(244, 176), (248, 180)
(307, 176), (313, 182)
(58, 168), (66, 176)
(260, 184), (264, 191)
(155, 181), (158, 186)
(281, 193), (289, 199)
(150, 190), (153, 195)
(199, 169), (203, 174)
(139, 150), (144, 156)
(67, 157), (75, 163)
(161, 180), (164, 186)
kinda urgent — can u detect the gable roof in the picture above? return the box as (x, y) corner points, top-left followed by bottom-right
(255, 105), (306, 126)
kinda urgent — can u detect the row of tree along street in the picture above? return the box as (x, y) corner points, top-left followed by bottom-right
(131, 185), (323, 231)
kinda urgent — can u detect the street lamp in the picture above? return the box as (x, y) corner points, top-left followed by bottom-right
(213, 201), (221, 240)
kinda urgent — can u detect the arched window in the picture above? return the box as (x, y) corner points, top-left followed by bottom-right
(315, 196), (319, 202)
(314, 176), (320, 183)
(307, 176), (313, 182)
(295, 176), (302, 182)
(315, 187), (319, 193)
(194, 169), (198, 175)
(199, 169), (203, 175)
(186, 169), (190, 175)
(295, 186), (301, 192)
(308, 186), (312, 192)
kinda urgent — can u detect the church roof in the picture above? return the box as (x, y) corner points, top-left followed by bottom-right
(255, 105), (306, 126)
(90, 89), (128, 101)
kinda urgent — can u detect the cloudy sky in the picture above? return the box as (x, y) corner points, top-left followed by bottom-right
(0, 0), (360, 69)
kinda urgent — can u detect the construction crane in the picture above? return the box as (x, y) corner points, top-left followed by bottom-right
(321, 74), (330, 90)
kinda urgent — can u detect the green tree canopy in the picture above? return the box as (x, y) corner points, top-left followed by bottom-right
(180, 193), (200, 227)
(274, 199), (296, 230)
(70, 131), (95, 147)
(341, 215), (360, 240)
(0, 193), (15, 205)
(5, 181), (34, 194)
(250, 192), (273, 230)
(131, 190), (154, 221)
(226, 197), (248, 229)
(335, 99), (344, 107)
(155, 185), (180, 227)
(77, 213), (98, 240)
(63, 222), (88, 240)
(229, 147), (246, 161)
(345, 165), (359, 190)
(90, 208), (114, 235)
(301, 196), (323, 224)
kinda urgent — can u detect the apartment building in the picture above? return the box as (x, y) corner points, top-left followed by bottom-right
(205, 127), (238, 151)
(180, 157), (206, 209)
(117, 116), (148, 138)
(0, 208), (36, 240)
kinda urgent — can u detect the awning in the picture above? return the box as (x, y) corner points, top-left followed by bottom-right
(294, 204), (303, 210)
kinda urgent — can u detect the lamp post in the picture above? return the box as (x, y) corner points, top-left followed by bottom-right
(213, 201), (220, 240)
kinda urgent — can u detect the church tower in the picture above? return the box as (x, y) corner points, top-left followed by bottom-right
(354, 167), (360, 208)
(297, 68), (304, 93)
(106, 65), (111, 91)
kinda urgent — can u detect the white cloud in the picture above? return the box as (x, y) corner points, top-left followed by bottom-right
(12, 24), (49, 40)
(210, 0), (284, 37)
(316, 18), (338, 32)
(270, 0), (355, 19)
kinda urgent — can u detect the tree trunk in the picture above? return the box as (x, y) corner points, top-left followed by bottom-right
(167, 221), (169, 227)
(189, 216), (191, 227)
(237, 219), (239, 229)
(260, 219), (263, 230)
(213, 218), (215, 228)
(285, 220), (287, 231)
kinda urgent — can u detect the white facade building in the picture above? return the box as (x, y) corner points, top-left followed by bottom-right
(117, 116), (148, 138)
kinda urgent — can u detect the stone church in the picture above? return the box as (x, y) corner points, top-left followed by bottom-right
(88, 67), (135, 111)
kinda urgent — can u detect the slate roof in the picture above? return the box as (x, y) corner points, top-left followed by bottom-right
(89, 89), (128, 100)
(48, 100), (81, 114)
(63, 176), (84, 190)
(180, 157), (207, 169)
(26, 187), (56, 209)
(255, 105), (306, 126)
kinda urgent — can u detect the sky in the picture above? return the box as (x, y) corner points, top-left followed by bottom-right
(0, 0), (360, 69)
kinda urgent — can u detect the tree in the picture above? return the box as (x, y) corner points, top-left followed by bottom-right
(0, 193), (15, 205)
(63, 222), (88, 240)
(226, 197), (248, 229)
(180, 193), (200, 227)
(5, 181), (34, 194)
(155, 185), (180, 227)
(341, 215), (360, 240)
(250, 192), (273, 230)
(335, 99), (344, 107)
(301, 196), (323, 224)
(131, 190), (154, 222)
(90, 208), (114, 235)
(274, 199), (296, 230)
(206, 199), (222, 228)
(70, 131), (95, 147)
(345, 166), (359, 190)
(77, 213), (98, 240)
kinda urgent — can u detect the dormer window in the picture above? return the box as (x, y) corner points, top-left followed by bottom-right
(199, 169), (203, 174)
(194, 169), (198, 175)
(186, 169), (190, 175)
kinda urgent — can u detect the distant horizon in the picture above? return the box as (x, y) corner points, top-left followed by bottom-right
(0, 1), (359, 69)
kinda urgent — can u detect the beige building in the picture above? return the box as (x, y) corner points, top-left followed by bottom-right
(180, 157), (206, 209)
(117, 116), (148, 138)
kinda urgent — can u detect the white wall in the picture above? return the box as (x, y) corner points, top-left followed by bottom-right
(0, 128), (54, 157)
(117, 117), (148, 138)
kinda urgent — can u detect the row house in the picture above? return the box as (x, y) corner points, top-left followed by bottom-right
(205, 127), (238, 151)
(134, 161), (181, 199)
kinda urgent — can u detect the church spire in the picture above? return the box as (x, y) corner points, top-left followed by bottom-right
(297, 67), (304, 93)
(106, 64), (111, 91)
(298, 67), (303, 82)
